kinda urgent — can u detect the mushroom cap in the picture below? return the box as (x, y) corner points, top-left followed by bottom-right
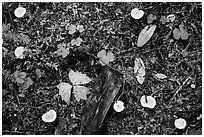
(113, 100), (125, 112)
(174, 118), (187, 129)
(42, 109), (57, 122)
(14, 46), (25, 59)
(140, 95), (156, 109)
(131, 8), (144, 19)
(14, 7), (26, 18)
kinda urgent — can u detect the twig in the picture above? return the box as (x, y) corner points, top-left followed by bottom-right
(169, 77), (191, 103)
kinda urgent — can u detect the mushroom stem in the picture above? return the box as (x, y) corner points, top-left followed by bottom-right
(145, 95), (148, 103)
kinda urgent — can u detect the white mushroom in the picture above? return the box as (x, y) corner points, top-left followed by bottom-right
(14, 46), (25, 59)
(174, 118), (187, 129)
(131, 8), (144, 19)
(14, 7), (26, 18)
(140, 95), (156, 109)
(42, 109), (57, 123)
(113, 100), (125, 112)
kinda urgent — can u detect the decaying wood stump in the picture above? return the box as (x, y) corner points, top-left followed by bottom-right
(82, 66), (123, 134)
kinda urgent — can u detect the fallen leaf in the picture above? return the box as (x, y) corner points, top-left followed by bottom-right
(155, 73), (167, 79)
(69, 70), (92, 85)
(57, 82), (72, 105)
(73, 85), (89, 102)
(137, 25), (157, 47)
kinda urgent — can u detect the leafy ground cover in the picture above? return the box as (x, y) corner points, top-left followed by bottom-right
(2, 2), (202, 135)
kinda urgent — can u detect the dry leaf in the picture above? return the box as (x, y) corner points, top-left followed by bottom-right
(57, 82), (72, 105)
(155, 73), (167, 79)
(73, 85), (89, 102)
(69, 70), (92, 85)
(137, 25), (157, 47)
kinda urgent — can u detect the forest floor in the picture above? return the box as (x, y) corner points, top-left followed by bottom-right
(2, 2), (202, 135)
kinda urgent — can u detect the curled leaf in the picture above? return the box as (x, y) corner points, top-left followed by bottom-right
(166, 14), (176, 22)
(137, 25), (157, 47)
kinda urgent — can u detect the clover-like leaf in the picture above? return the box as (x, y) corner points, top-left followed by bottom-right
(57, 82), (72, 105)
(69, 70), (92, 85)
(73, 85), (89, 102)
(71, 37), (83, 46)
(97, 50), (115, 66)
(68, 24), (76, 34)
(22, 77), (33, 89)
(56, 43), (70, 58)
(173, 23), (189, 40)
(137, 25), (157, 47)
(77, 25), (84, 32)
(147, 14), (157, 24)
